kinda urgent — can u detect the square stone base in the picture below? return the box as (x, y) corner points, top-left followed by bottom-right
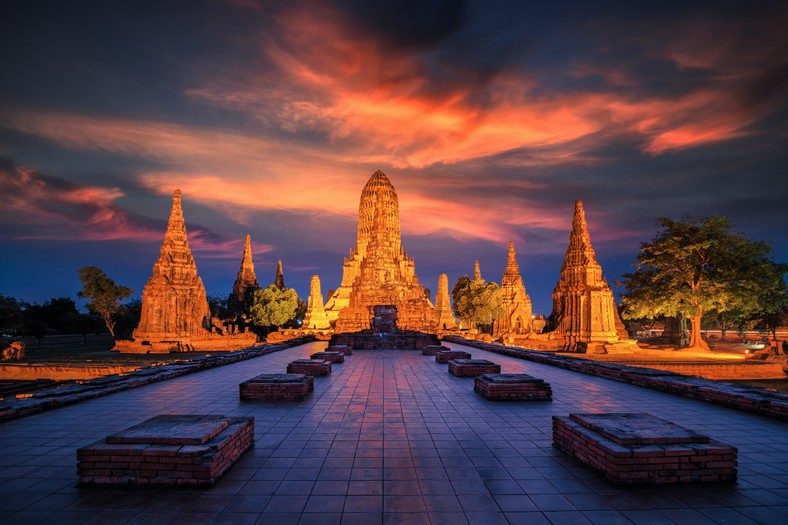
(239, 373), (314, 401)
(435, 350), (472, 363)
(474, 374), (552, 401)
(287, 359), (332, 376)
(422, 345), (449, 356)
(326, 345), (352, 355)
(310, 351), (345, 363)
(449, 359), (501, 377)
(77, 415), (253, 486)
(553, 413), (737, 485)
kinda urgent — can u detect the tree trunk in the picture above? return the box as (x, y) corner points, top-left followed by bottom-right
(688, 315), (710, 351)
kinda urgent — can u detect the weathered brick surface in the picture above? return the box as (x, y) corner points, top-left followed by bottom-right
(422, 345), (449, 356)
(435, 350), (472, 363)
(287, 359), (332, 376)
(448, 359), (501, 377)
(326, 345), (352, 355)
(329, 332), (439, 350)
(552, 412), (737, 485)
(310, 351), (345, 363)
(445, 336), (788, 422)
(77, 415), (253, 486)
(239, 373), (314, 401)
(474, 373), (552, 401)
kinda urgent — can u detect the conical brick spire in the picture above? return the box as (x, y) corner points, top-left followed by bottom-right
(493, 241), (533, 337)
(546, 200), (624, 349)
(434, 273), (458, 330)
(133, 189), (211, 339)
(303, 275), (330, 330)
(274, 259), (286, 289)
(473, 260), (482, 281)
(229, 234), (259, 313)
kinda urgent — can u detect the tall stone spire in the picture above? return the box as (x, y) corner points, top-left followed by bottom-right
(228, 234), (259, 315)
(473, 260), (482, 282)
(274, 259), (286, 289)
(302, 275), (331, 330)
(493, 241), (533, 338)
(546, 200), (626, 350)
(325, 170), (435, 333)
(434, 273), (458, 330)
(133, 189), (211, 341)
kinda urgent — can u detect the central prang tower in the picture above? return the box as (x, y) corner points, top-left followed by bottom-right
(325, 170), (436, 333)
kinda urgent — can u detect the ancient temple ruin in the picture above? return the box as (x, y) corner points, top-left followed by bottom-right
(493, 241), (533, 338)
(324, 170), (436, 333)
(227, 234), (259, 317)
(115, 190), (256, 353)
(434, 273), (458, 331)
(273, 259), (285, 289)
(302, 275), (331, 330)
(545, 200), (631, 352)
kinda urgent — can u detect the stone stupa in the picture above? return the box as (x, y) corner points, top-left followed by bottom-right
(115, 190), (256, 353)
(493, 241), (533, 339)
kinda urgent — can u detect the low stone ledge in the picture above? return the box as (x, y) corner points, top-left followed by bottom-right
(552, 412), (737, 485)
(310, 351), (345, 363)
(239, 373), (314, 401)
(422, 345), (449, 356)
(77, 414), (253, 486)
(329, 332), (439, 350)
(326, 345), (352, 355)
(287, 359), (332, 376)
(474, 373), (552, 401)
(0, 337), (316, 423)
(435, 350), (472, 364)
(448, 359), (501, 377)
(444, 336), (788, 422)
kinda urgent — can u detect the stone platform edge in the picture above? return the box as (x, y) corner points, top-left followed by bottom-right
(443, 336), (788, 422)
(0, 336), (316, 423)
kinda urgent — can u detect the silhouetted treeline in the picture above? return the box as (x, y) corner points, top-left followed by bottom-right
(0, 294), (141, 339)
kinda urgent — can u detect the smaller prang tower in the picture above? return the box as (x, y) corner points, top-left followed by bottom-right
(546, 200), (628, 351)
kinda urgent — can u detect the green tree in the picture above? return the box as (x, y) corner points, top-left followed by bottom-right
(248, 285), (301, 331)
(77, 266), (133, 338)
(619, 215), (787, 351)
(451, 275), (504, 334)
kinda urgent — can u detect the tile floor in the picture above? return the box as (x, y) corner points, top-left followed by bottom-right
(0, 341), (786, 524)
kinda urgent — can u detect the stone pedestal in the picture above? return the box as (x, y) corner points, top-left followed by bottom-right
(422, 345), (448, 356)
(77, 415), (253, 486)
(448, 359), (501, 377)
(310, 351), (345, 363)
(435, 350), (472, 363)
(474, 374), (553, 401)
(552, 413), (737, 485)
(239, 374), (314, 401)
(326, 345), (352, 355)
(287, 359), (331, 376)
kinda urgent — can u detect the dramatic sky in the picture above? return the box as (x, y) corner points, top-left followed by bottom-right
(1, 0), (787, 315)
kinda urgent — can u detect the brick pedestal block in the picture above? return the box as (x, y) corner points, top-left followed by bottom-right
(310, 351), (345, 363)
(287, 359), (331, 376)
(435, 350), (472, 363)
(239, 373), (314, 401)
(474, 374), (553, 401)
(326, 345), (352, 355)
(77, 415), (253, 486)
(422, 345), (449, 356)
(449, 359), (501, 377)
(552, 412), (737, 485)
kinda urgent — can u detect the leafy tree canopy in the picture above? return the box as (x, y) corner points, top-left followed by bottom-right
(78, 266), (133, 338)
(248, 285), (301, 329)
(619, 215), (787, 350)
(451, 275), (504, 332)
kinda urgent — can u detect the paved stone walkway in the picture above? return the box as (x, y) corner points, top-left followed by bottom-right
(0, 341), (786, 525)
